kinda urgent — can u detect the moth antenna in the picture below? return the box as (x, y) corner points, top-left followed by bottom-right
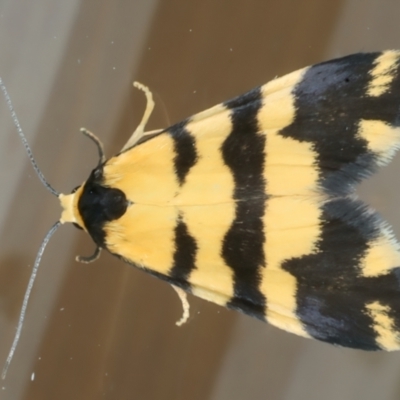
(80, 128), (106, 166)
(2, 221), (61, 380)
(0, 77), (59, 197)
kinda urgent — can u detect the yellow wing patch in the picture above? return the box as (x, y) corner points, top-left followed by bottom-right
(367, 51), (400, 97)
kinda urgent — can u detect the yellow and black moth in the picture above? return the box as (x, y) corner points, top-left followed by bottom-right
(4, 51), (400, 371)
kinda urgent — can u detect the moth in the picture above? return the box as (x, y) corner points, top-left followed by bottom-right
(3, 51), (400, 376)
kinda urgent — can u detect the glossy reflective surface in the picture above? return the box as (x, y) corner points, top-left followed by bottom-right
(1, 1), (400, 399)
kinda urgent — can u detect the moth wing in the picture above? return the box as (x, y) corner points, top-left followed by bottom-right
(102, 51), (400, 349)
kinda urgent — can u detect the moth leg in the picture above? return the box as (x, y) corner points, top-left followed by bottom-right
(141, 128), (164, 137)
(80, 128), (106, 166)
(121, 81), (159, 151)
(171, 285), (190, 326)
(76, 246), (102, 264)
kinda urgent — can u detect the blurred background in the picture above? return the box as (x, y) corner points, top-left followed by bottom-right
(1, 0), (400, 399)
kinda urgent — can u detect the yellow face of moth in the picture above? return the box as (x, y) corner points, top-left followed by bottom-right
(58, 51), (400, 351)
(59, 186), (86, 229)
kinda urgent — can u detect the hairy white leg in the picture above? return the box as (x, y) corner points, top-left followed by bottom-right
(121, 82), (162, 151)
(171, 285), (190, 326)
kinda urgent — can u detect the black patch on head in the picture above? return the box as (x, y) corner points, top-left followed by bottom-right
(280, 52), (400, 195)
(168, 120), (198, 185)
(283, 197), (400, 350)
(168, 214), (198, 290)
(221, 87), (267, 320)
(78, 167), (128, 247)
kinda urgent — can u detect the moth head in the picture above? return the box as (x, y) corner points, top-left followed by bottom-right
(59, 127), (110, 233)
(0, 79), (109, 379)
(0, 76), (140, 379)
(59, 185), (86, 229)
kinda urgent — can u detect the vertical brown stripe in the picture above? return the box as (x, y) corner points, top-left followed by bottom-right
(168, 120), (198, 185)
(168, 214), (197, 290)
(221, 87), (267, 319)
